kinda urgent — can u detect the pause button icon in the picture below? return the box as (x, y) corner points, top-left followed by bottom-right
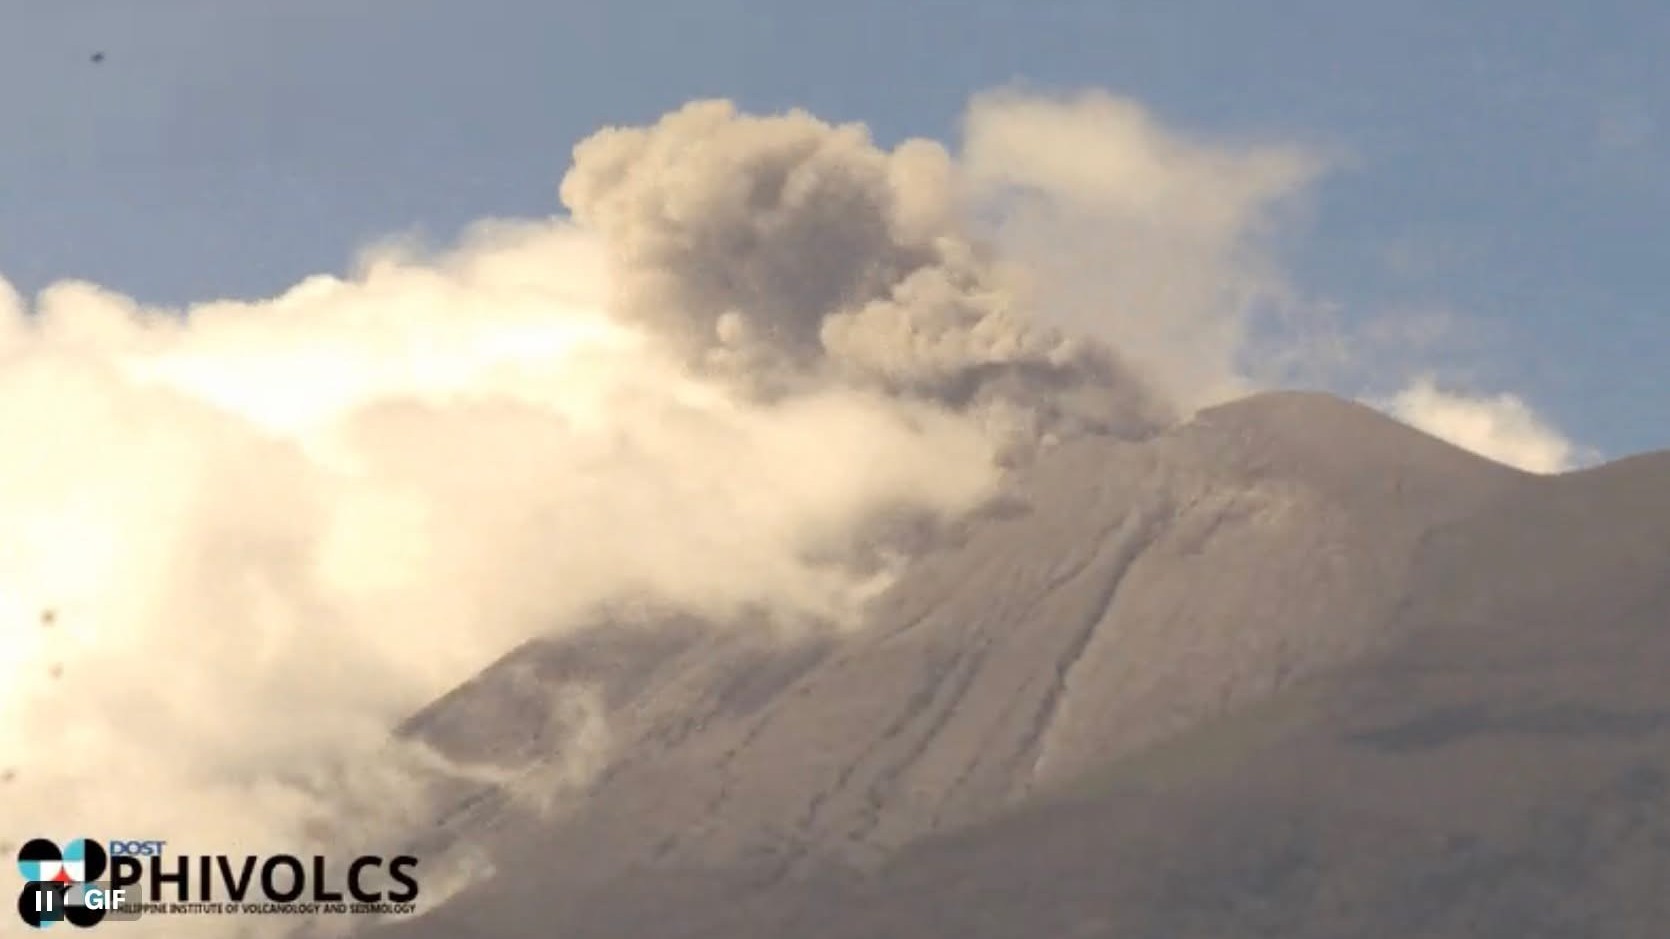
(19, 882), (66, 927)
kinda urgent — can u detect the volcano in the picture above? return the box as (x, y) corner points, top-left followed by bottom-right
(368, 389), (1670, 939)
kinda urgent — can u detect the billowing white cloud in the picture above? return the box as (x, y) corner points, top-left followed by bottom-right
(1381, 375), (1593, 474)
(958, 88), (1329, 410)
(0, 216), (1000, 936)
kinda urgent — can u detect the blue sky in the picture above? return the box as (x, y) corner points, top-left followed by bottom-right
(1, 0), (1664, 457)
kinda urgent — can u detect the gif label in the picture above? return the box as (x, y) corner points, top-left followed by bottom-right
(17, 881), (140, 928)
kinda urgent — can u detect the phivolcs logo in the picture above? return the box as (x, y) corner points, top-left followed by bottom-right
(16, 837), (422, 927)
(16, 838), (127, 929)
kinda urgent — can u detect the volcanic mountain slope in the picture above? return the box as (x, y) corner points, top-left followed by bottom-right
(768, 451), (1670, 939)
(367, 390), (1666, 939)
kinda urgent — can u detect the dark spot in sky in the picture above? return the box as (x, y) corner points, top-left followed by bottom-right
(91, 52), (106, 64)
(41, 608), (55, 627)
(48, 664), (63, 680)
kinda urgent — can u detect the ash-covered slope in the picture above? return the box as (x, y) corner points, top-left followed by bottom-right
(375, 390), (1552, 939)
(768, 450), (1670, 939)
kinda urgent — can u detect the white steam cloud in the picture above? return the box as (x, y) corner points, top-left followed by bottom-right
(960, 88), (1328, 409)
(0, 220), (997, 935)
(1383, 375), (1592, 474)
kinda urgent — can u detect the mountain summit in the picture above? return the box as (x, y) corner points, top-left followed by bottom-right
(372, 390), (1668, 939)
